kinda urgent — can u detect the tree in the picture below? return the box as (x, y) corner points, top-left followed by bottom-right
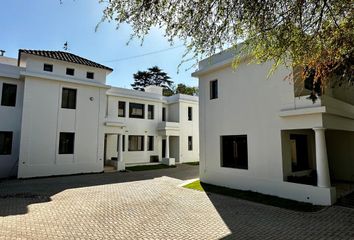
(100, 0), (353, 98)
(175, 84), (198, 96)
(131, 66), (174, 96)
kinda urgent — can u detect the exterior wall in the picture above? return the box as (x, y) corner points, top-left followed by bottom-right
(197, 59), (336, 205)
(0, 75), (24, 178)
(178, 101), (199, 163)
(105, 90), (199, 165)
(17, 76), (106, 178)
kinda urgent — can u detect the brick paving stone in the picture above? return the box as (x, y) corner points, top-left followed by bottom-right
(0, 164), (353, 240)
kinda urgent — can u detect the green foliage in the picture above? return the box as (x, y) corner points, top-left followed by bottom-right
(175, 83), (199, 96)
(100, 0), (353, 95)
(184, 180), (324, 212)
(131, 66), (173, 95)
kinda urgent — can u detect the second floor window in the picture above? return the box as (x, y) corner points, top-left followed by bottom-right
(210, 80), (218, 99)
(1, 83), (17, 107)
(118, 101), (126, 117)
(188, 107), (193, 121)
(61, 88), (77, 109)
(148, 105), (154, 119)
(66, 68), (75, 76)
(162, 107), (166, 121)
(86, 72), (94, 79)
(129, 103), (145, 119)
(43, 63), (53, 72)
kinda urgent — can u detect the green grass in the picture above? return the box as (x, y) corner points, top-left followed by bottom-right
(184, 180), (324, 212)
(126, 164), (176, 172)
(183, 162), (200, 166)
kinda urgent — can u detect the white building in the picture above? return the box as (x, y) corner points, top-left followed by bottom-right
(193, 49), (354, 206)
(0, 50), (198, 179)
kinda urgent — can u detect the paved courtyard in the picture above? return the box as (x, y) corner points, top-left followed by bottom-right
(0, 164), (354, 240)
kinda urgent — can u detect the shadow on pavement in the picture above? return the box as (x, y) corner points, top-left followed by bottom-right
(0, 164), (199, 217)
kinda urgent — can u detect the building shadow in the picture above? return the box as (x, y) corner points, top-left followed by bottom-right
(0, 164), (198, 217)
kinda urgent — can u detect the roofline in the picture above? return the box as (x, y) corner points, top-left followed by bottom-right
(18, 49), (114, 72)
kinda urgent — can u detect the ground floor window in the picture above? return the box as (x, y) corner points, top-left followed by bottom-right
(128, 135), (144, 151)
(188, 136), (193, 151)
(221, 135), (248, 169)
(0, 131), (13, 155)
(59, 132), (75, 154)
(147, 136), (154, 151)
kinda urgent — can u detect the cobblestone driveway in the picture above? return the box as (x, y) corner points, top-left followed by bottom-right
(0, 164), (354, 240)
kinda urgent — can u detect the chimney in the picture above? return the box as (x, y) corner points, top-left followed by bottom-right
(144, 85), (163, 95)
(0, 50), (5, 56)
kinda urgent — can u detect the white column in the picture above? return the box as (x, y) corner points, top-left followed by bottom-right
(313, 128), (331, 188)
(118, 134), (123, 162)
(117, 134), (125, 171)
(165, 135), (170, 158)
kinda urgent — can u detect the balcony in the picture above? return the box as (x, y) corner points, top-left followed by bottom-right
(157, 122), (180, 136)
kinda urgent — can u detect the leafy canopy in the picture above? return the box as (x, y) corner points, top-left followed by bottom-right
(131, 66), (174, 95)
(100, 0), (353, 94)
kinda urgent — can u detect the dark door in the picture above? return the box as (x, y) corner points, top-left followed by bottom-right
(162, 139), (166, 158)
(290, 134), (309, 171)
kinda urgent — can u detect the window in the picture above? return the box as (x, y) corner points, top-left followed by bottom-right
(43, 63), (53, 72)
(147, 136), (154, 151)
(148, 105), (154, 120)
(118, 101), (126, 117)
(1, 83), (17, 107)
(61, 88), (77, 109)
(129, 103), (145, 119)
(221, 135), (248, 169)
(210, 80), (218, 99)
(188, 107), (193, 121)
(162, 107), (166, 121)
(128, 135), (144, 151)
(188, 136), (193, 151)
(0, 131), (13, 155)
(87, 72), (94, 79)
(59, 132), (75, 154)
(66, 68), (75, 76)
(122, 135), (125, 151)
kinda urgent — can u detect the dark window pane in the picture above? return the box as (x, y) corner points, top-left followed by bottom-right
(148, 105), (154, 119)
(128, 135), (144, 151)
(1, 83), (17, 107)
(86, 72), (94, 79)
(66, 68), (75, 76)
(43, 64), (53, 72)
(210, 80), (218, 99)
(61, 88), (77, 109)
(0, 131), (13, 155)
(290, 134), (309, 172)
(59, 132), (75, 154)
(118, 101), (126, 117)
(221, 135), (248, 169)
(148, 136), (154, 151)
(188, 107), (193, 121)
(188, 136), (193, 151)
(162, 107), (166, 121)
(129, 103), (145, 119)
(122, 135), (125, 151)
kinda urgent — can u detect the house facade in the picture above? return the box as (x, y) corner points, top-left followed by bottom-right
(0, 50), (198, 179)
(193, 49), (354, 206)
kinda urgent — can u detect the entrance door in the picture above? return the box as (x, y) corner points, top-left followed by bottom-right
(162, 139), (166, 158)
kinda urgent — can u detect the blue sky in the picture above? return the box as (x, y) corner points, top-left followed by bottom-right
(0, 0), (197, 88)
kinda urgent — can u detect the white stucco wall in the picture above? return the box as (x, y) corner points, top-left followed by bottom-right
(17, 75), (107, 178)
(0, 74), (24, 178)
